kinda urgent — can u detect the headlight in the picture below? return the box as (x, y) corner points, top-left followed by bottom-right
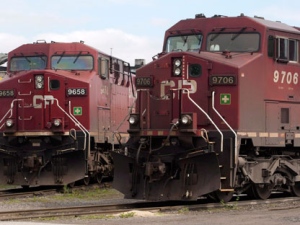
(173, 58), (182, 77)
(129, 115), (139, 125)
(181, 114), (192, 125)
(174, 68), (181, 76)
(53, 119), (61, 127)
(174, 59), (181, 67)
(35, 75), (44, 89)
(6, 119), (14, 127)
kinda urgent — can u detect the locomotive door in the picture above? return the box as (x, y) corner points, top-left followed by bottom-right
(97, 57), (111, 143)
(41, 74), (67, 130)
(266, 101), (300, 146)
(181, 56), (210, 125)
(17, 73), (67, 132)
(97, 108), (110, 143)
(265, 102), (280, 145)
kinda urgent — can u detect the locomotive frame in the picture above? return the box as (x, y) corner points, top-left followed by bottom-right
(113, 14), (300, 202)
(0, 40), (135, 187)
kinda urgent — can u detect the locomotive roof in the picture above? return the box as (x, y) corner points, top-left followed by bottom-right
(7, 41), (129, 64)
(166, 15), (300, 35)
(7, 40), (133, 76)
(9, 41), (100, 54)
(251, 16), (300, 33)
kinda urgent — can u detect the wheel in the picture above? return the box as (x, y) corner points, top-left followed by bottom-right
(291, 182), (300, 197)
(95, 173), (103, 184)
(213, 190), (234, 203)
(82, 177), (90, 186)
(252, 184), (272, 200)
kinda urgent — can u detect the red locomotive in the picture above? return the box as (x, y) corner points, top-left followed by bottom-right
(0, 40), (135, 187)
(113, 14), (300, 202)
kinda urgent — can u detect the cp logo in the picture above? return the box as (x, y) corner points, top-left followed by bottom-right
(160, 80), (197, 99)
(33, 95), (54, 108)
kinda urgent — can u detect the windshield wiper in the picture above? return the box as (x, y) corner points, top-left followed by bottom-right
(57, 51), (65, 64)
(210, 28), (226, 41)
(34, 52), (46, 63)
(231, 27), (247, 40)
(180, 36), (188, 47)
(197, 35), (203, 45)
(21, 53), (31, 63)
(73, 51), (82, 64)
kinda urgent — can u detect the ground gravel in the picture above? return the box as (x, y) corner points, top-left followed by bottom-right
(0, 185), (300, 225)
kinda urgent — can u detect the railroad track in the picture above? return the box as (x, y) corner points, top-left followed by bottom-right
(0, 187), (57, 200)
(0, 202), (158, 221)
(1, 195), (300, 221)
(0, 182), (110, 200)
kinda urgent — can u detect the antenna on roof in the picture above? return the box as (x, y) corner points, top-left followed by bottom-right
(195, 13), (206, 18)
(254, 15), (265, 20)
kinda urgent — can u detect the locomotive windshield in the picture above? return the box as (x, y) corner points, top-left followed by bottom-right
(10, 56), (47, 71)
(165, 34), (202, 52)
(207, 33), (260, 52)
(51, 55), (93, 70)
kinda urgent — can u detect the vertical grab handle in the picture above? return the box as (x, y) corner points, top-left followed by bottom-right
(212, 91), (237, 161)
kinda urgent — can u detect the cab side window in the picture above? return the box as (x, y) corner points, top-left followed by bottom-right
(268, 35), (298, 63)
(288, 39), (297, 61)
(276, 37), (298, 62)
(98, 57), (109, 79)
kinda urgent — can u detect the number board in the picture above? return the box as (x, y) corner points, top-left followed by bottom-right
(67, 88), (87, 96)
(0, 90), (15, 97)
(209, 75), (236, 86)
(136, 77), (153, 87)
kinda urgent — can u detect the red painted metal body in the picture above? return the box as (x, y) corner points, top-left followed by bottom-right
(0, 41), (135, 186)
(113, 15), (300, 201)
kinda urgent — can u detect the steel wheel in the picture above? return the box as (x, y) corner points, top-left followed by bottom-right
(291, 182), (300, 197)
(95, 173), (103, 184)
(252, 184), (272, 200)
(82, 177), (90, 186)
(213, 190), (234, 203)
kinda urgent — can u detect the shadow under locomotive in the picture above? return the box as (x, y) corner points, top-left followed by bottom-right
(0, 131), (86, 186)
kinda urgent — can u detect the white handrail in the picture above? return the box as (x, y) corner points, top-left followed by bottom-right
(212, 91), (237, 161)
(0, 99), (24, 129)
(0, 98), (90, 154)
(180, 88), (224, 152)
(67, 101), (90, 153)
(46, 98), (89, 152)
(112, 96), (137, 151)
